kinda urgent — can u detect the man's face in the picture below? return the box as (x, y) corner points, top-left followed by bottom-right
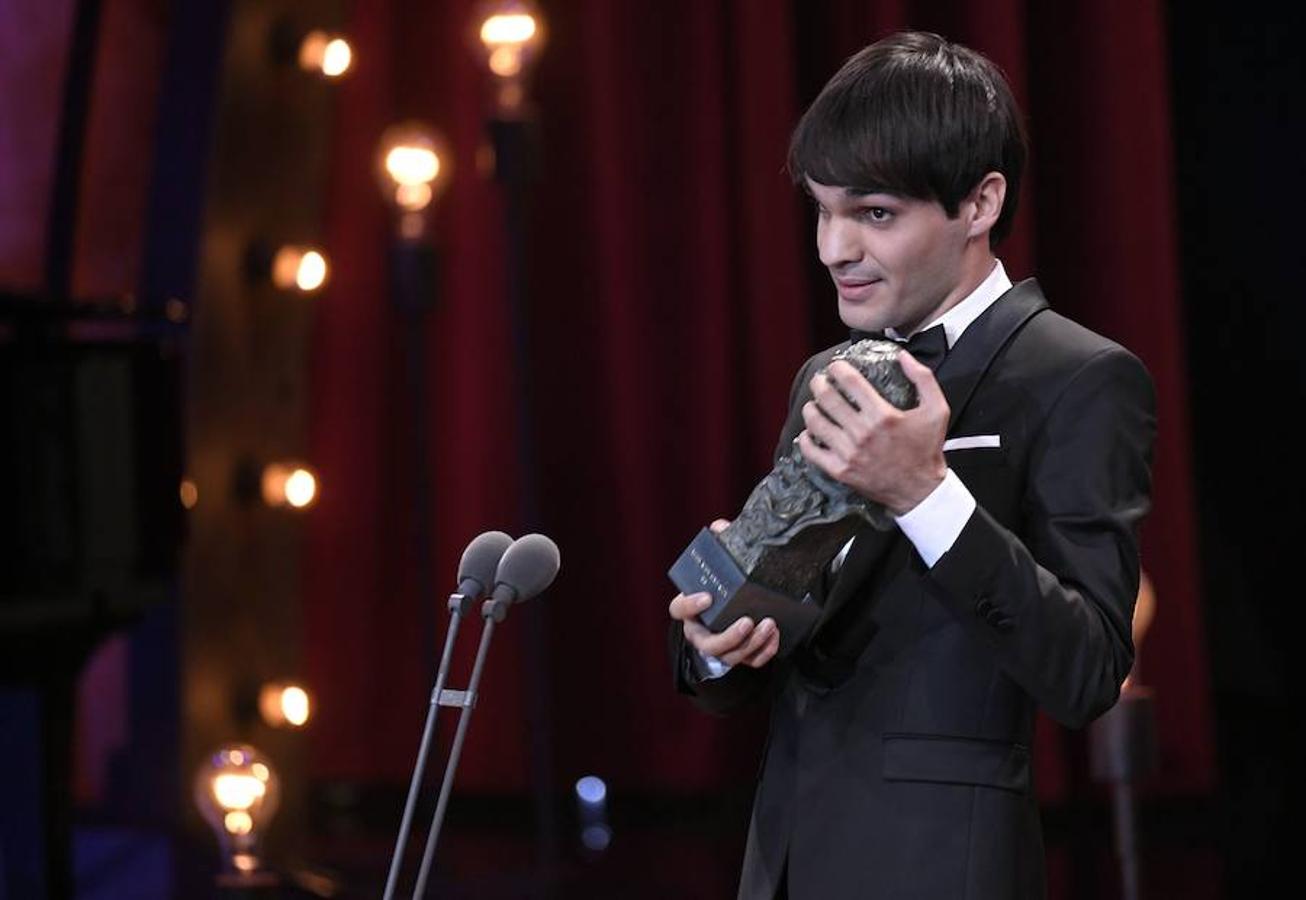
(807, 178), (972, 336)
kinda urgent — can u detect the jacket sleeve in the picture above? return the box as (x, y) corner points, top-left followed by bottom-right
(922, 346), (1157, 728)
(667, 353), (822, 715)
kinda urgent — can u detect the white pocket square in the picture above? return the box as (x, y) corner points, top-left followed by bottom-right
(943, 434), (1001, 451)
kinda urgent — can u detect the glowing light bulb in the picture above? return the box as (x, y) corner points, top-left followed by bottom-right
(472, 1), (546, 113)
(180, 478), (198, 510)
(194, 744), (280, 873)
(271, 246), (329, 293)
(298, 30), (353, 78)
(377, 124), (450, 216)
(259, 682), (312, 728)
(260, 463), (318, 509)
(479, 12), (537, 46)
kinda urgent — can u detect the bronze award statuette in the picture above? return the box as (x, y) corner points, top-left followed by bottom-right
(668, 338), (920, 660)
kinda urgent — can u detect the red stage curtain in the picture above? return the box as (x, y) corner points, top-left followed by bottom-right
(305, 0), (1213, 799)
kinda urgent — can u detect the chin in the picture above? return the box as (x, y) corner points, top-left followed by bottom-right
(838, 303), (887, 334)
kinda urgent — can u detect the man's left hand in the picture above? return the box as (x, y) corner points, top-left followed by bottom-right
(798, 352), (950, 516)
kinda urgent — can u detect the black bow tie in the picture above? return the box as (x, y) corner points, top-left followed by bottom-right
(849, 323), (949, 372)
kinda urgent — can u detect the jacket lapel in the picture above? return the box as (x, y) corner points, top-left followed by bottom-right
(934, 278), (1049, 433)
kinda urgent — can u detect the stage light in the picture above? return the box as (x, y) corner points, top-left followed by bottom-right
(377, 123), (450, 215)
(472, 1), (546, 114)
(298, 30), (352, 78)
(194, 744), (280, 874)
(259, 682), (312, 728)
(260, 463), (318, 509)
(575, 775), (607, 805)
(574, 774), (611, 854)
(180, 478), (199, 510)
(270, 246), (328, 293)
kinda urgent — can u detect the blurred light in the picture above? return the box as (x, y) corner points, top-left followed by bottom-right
(214, 772), (265, 810)
(581, 824), (611, 851)
(473, 1), (546, 114)
(298, 30), (353, 78)
(165, 297), (189, 323)
(271, 246), (329, 292)
(385, 146), (440, 186)
(479, 12), (537, 45)
(377, 124), (450, 219)
(488, 45), (523, 77)
(180, 478), (198, 510)
(259, 682), (312, 728)
(261, 463), (318, 509)
(195, 744), (280, 873)
(575, 776), (607, 805)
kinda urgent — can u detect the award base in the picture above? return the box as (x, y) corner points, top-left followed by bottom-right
(668, 528), (821, 659)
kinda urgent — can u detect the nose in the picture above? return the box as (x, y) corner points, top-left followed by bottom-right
(817, 215), (861, 270)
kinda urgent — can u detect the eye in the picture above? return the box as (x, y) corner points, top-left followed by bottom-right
(856, 206), (892, 223)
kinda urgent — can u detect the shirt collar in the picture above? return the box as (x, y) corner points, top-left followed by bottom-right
(885, 259), (1012, 349)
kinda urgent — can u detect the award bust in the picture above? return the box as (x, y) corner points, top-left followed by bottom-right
(668, 338), (920, 657)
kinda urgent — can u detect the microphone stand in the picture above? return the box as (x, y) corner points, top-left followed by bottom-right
(409, 594), (513, 899)
(381, 589), (475, 900)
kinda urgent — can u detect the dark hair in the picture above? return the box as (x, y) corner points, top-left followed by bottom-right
(788, 31), (1027, 247)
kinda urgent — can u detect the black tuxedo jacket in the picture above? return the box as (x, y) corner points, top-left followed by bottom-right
(670, 280), (1157, 899)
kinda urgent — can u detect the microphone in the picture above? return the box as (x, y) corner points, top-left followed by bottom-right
(456, 530), (514, 598)
(488, 533), (561, 609)
(382, 528), (513, 900)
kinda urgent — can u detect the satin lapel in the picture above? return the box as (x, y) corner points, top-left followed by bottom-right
(813, 280), (1050, 635)
(935, 278), (1049, 435)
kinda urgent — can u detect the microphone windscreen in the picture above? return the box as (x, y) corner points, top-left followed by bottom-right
(458, 531), (514, 595)
(494, 533), (561, 603)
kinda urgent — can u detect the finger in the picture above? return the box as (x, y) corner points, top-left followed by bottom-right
(797, 428), (844, 479)
(827, 359), (895, 418)
(669, 591), (712, 621)
(694, 616), (757, 658)
(682, 618), (713, 646)
(709, 519), (730, 534)
(739, 627), (781, 668)
(809, 370), (861, 422)
(897, 352), (949, 413)
(720, 617), (776, 667)
(801, 401), (854, 457)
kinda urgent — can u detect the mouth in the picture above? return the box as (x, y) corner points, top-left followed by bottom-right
(833, 276), (883, 301)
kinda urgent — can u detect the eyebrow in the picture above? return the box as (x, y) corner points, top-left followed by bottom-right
(844, 186), (902, 199)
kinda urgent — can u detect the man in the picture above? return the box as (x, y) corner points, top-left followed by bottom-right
(668, 31), (1156, 900)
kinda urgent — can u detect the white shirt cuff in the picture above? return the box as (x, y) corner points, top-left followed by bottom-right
(695, 650), (732, 679)
(893, 468), (976, 568)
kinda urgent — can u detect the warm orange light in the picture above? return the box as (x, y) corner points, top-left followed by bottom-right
(224, 811), (254, 835)
(180, 478), (198, 510)
(271, 246), (328, 292)
(213, 773), (266, 811)
(298, 30), (352, 78)
(258, 682), (312, 728)
(376, 123), (451, 215)
(194, 745), (280, 874)
(385, 146), (440, 186)
(479, 12), (537, 46)
(474, 3), (545, 90)
(261, 463), (318, 509)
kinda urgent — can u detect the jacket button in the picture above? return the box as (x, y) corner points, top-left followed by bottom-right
(974, 596), (994, 617)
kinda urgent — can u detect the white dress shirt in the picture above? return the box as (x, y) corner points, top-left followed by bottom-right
(697, 260), (1012, 679)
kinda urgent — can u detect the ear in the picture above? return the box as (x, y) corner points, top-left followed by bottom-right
(966, 172), (1007, 241)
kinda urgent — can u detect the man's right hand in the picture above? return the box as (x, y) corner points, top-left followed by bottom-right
(667, 519), (782, 670)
